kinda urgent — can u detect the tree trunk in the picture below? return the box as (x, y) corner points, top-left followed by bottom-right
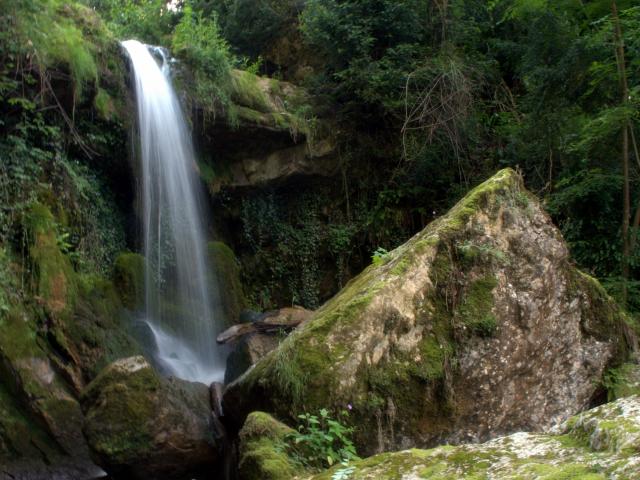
(612, 0), (630, 306)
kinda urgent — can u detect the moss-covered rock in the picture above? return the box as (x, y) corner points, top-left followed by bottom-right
(208, 241), (247, 326)
(25, 202), (78, 319)
(0, 302), (91, 465)
(0, 204), (142, 473)
(306, 395), (640, 479)
(238, 411), (304, 480)
(224, 169), (636, 454)
(81, 356), (219, 479)
(194, 68), (337, 192)
(113, 252), (145, 310)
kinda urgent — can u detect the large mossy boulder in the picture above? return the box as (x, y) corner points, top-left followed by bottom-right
(224, 169), (636, 454)
(81, 356), (219, 479)
(306, 394), (640, 479)
(238, 411), (303, 480)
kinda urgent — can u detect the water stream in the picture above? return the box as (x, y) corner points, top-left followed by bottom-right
(122, 40), (224, 384)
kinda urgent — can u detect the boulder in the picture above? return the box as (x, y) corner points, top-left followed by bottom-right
(237, 411), (302, 480)
(224, 169), (636, 454)
(225, 333), (280, 384)
(81, 356), (219, 479)
(306, 395), (640, 479)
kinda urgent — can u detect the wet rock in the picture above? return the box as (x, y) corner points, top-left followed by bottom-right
(223, 306), (313, 383)
(225, 333), (280, 384)
(208, 241), (247, 327)
(305, 395), (640, 479)
(113, 252), (145, 311)
(81, 356), (219, 480)
(224, 169), (637, 454)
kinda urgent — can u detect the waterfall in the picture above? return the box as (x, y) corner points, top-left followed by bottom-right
(122, 40), (224, 384)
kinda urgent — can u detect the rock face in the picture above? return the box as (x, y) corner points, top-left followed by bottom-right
(197, 69), (337, 192)
(81, 356), (218, 479)
(0, 204), (140, 477)
(208, 241), (247, 327)
(224, 169), (636, 454)
(306, 394), (640, 479)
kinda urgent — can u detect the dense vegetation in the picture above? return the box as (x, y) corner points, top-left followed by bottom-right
(2, 0), (640, 312)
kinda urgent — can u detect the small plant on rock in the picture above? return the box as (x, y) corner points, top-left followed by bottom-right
(287, 408), (359, 470)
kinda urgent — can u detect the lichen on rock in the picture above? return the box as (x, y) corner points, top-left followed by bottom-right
(224, 168), (637, 454)
(304, 394), (640, 479)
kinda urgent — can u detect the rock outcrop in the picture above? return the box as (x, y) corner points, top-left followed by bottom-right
(224, 169), (636, 454)
(0, 204), (141, 477)
(81, 356), (218, 480)
(197, 69), (337, 191)
(306, 394), (640, 479)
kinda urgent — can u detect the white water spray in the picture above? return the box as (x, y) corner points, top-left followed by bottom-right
(122, 40), (224, 384)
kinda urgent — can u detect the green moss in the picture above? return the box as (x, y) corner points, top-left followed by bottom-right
(70, 274), (139, 378)
(112, 252), (144, 310)
(432, 168), (521, 238)
(519, 463), (605, 479)
(25, 203), (77, 318)
(231, 70), (271, 112)
(208, 241), (247, 326)
(238, 411), (301, 480)
(455, 275), (498, 337)
(82, 359), (161, 462)
(94, 88), (115, 120)
(0, 306), (43, 360)
(0, 382), (60, 461)
(415, 335), (451, 381)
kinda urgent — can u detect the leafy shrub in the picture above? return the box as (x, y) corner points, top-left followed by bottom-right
(286, 409), (359, 470)
(172, 5), (234, 116)
(84, 0), (179, 45)
(371, 247), (389, 266)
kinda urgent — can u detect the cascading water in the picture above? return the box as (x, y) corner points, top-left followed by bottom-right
(122, 39), (224, 384)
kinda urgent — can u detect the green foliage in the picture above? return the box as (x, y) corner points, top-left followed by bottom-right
(172, 5), (234, 115)
(84, 0), (179, 44)
(287, 409), (359, 470)
(0, 248), (14, 314)
(203, 0), (302, 61)
(371, 247), (389, 266)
